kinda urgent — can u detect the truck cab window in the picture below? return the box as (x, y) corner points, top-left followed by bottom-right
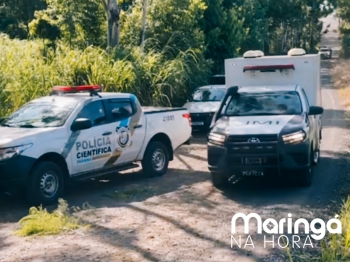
(225, 92), (302, 116)
(76, 101), (107, 126)
(106, 99), (133, 121)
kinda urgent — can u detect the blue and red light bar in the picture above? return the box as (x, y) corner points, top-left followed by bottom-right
(243, 64), (295, 72)
(52, 85), (102, 93)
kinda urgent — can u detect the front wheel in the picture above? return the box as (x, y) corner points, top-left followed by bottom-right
(298, 166), (313, 187)
(142, 141), (169, 177)
(26, 161), (64, 206)
(311, 148), (320, 165)
(211, 171), (230, 189)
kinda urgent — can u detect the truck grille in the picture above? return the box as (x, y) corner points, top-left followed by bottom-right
(227, 134), (278, 143)
(226, 134), (279, 167)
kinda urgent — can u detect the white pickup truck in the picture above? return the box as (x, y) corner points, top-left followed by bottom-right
(0, 85), (192, 205)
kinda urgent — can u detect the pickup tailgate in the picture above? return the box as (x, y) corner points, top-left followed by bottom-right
(141, 106), (192, 151)
(142, 106), (184, 113)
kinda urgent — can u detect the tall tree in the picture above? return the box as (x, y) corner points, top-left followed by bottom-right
(0, 0), (47, 38)
(102, 0), (120, 48)
(140, 0), (148, 46)
(30, 0), (105, 47)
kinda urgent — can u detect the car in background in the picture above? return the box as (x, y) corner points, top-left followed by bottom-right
(183, 85), (226, 131)
(318, 46), (332, 59)
(209, 75), (225, 85)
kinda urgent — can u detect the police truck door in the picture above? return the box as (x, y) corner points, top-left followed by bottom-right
(102, 98), (146, 167)
(70, 100), (115, 174)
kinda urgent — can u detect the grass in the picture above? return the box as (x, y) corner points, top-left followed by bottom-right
(320, 197), (350, 261)
(0, 34), (210, 118)
(15, 199), (84, 237)
(283, 198), (350, 262)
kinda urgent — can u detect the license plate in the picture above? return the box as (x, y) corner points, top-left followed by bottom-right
(192, 122), (204, 125)
(242, 170), (264, 176)
(245, 157), (262, 165)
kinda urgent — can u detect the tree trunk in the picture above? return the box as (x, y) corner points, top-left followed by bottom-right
(140, 0), (148, 46)
(103, 0), (120, 48)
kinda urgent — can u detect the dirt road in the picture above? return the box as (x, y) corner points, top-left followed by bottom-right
(0, 15), (349, 262)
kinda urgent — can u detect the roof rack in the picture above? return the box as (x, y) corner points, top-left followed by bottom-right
(50, 85), (102, 98)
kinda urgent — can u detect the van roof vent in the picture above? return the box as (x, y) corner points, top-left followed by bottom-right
(288, 48), (306, 56)
(243, 50), (259, 58)
(254, 50), (264, 57)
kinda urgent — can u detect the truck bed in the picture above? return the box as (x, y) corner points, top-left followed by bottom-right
(142, 106), (187, 115)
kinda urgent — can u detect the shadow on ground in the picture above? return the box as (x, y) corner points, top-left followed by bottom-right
(0, 143), (347, 221)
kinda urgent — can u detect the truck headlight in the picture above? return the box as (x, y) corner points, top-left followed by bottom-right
(282, 131), (306, 144)
(0, 143), (33, 162)
(208, 132), (226, 146)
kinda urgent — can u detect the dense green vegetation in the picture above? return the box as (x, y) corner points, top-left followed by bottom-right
(0, 0), (337, 116)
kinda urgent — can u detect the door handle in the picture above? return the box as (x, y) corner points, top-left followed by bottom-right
(134, 124), (143, 129)
(102, 132), (112, 136)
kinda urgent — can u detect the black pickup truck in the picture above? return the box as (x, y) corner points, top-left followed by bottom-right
(207, 85), (324, 188)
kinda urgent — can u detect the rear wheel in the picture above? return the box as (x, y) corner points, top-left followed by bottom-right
(142, 141), (169, 177)
(298, 166), (313, 187)
(26, 161), (64, 205)
(211, 171), (230, 189)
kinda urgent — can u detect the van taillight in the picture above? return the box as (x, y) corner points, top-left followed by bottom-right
(182, 113), (192, 126)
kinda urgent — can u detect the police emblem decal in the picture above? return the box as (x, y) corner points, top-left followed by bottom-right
(116, 126), (131, 148)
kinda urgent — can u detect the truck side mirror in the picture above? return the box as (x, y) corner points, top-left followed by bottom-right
(309, 106), (324, 115)
(71, 118), (93, 131)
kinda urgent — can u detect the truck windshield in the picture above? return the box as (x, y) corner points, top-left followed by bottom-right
(225, 91), (302, 116)
(191, 88), (225, 102)
(1, 101), (77, 128)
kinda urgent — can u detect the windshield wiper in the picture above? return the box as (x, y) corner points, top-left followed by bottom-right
(246, 113), (281, 116)
(239, 113), (284, 116)
(18, 124), (36, 128)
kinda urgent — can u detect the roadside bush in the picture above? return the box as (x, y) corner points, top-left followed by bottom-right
(15, 199), (83, 236)
(0, 33), (210, 117)
(320, 196), (350, 261)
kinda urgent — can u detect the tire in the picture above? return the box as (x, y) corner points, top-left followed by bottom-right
(142, 141), (169, 177)
(26, 161), (64, 206)
(311, 148), (320, 166)
(298, 166), (313, 187)
(211, 171), (229, 189)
